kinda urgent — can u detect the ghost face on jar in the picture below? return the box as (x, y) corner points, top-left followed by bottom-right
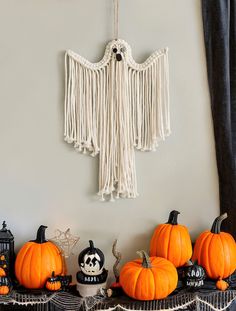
(78, 240), (105, 276)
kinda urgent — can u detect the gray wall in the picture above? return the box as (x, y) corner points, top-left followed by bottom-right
(0, 0), (219, 281)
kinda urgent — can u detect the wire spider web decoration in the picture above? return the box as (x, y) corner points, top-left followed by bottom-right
(50, 228), (80, 258)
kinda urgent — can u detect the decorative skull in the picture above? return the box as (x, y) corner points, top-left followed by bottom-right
(184, 261), (206, 288)
(78, 240), (105, 276)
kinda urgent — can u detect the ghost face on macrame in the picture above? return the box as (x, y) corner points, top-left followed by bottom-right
(64, 39), (170, 200)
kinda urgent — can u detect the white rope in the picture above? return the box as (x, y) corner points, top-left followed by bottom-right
(114, 0), (119, 39)
(64, 39), (170, 200)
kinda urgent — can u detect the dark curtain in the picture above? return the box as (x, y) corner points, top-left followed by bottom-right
(202, 0), (236, 237)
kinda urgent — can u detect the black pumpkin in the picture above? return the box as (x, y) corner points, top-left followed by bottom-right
(78, 240), (105, 276)
(184, 261), (206, 288)
(57, 275), (72, 291)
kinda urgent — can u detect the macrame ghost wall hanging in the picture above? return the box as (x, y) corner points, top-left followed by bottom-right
(64, 0), (170, 201)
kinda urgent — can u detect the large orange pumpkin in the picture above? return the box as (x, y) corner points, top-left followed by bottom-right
(119, 250), (178, 300)
(150, 210), (192, 267)
(15, 225), (64, 289)
(192, 213), (236, 281)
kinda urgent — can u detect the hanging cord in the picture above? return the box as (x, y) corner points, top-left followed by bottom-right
(113, 0), (119, 39)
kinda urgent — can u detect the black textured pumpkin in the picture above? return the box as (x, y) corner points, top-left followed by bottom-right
(78, 240), (105, 276)
(57, 275), (72, 291)
(184, 261), (206, 288)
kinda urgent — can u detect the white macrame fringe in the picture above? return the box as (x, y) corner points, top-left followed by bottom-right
(64, 39), (170, 201)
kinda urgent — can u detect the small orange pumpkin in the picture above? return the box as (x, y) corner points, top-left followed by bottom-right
(150, 210), (192, 267)
(46, 272), (61, 291)
(0, 276), (10, 295)
(119, 250), (178, 300)
(216, 278), (229, 291)
(15, 225), (64, 289)
(0, 286), (9, 295)
(0, 268), (6, 277)
(192, 213), (236, 281)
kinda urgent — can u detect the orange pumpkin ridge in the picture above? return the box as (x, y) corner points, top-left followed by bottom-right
(120, 250), (178, 301)
(15, 225), (64, 289)
(150, 210), (192, 267)
(150, 226), (164, 256)
(192, 213), (236, 281)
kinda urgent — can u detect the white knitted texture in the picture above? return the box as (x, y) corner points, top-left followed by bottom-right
(64, 39), (170, 201)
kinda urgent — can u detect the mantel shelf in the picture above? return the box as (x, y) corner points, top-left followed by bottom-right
(0, 288), (236, 311)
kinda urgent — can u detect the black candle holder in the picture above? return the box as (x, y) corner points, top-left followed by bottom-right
(0, 222), (15, 278)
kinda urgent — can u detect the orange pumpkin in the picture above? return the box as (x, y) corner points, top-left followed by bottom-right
(0, 276), (10, 295)
(150, 210), (192, 267)
(46, 272), (61, 291)
(0, 268), (6, 277)
(192, 213), (236, 282)
(216, 278), (229, 291)
(0, 286), (9, 295)
(15, 225), (64, 289)
(119, 250), (178, 300)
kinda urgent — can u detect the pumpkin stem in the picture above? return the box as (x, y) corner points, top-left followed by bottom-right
(211, 213), (228, 234)
(167, 210), (180, 225)
(52, 271), (55, 277)
(89, 240), (94, 250)
(35, 225), (48, 243)
(137, 250), (152, 268)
